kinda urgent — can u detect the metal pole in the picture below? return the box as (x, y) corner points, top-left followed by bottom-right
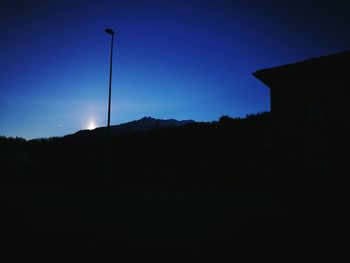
(105, 28), (115, 178)
(107, 32), (114, 127)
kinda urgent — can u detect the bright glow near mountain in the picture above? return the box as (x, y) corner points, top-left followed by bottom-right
(87, 120), (96, 130)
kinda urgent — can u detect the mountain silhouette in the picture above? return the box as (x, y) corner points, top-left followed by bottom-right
(74, 116), (195, 138)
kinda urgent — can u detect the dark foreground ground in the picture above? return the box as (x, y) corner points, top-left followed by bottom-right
(1, 117), (349, 261)
(1, 186), (348, 262)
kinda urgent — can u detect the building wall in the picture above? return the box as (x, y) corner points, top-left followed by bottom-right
(271, 77), (350, 128)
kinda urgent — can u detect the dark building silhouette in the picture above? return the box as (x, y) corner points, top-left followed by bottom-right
(253, 50), (350, 127)
(253, 50), (350, 186)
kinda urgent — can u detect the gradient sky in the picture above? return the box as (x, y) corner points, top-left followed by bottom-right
(1, 0), (350, 139)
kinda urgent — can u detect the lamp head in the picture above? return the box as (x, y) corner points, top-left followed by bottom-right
(105, 28), (115, 35)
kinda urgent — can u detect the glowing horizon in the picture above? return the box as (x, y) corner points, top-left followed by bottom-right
(87, 119), (97, 130)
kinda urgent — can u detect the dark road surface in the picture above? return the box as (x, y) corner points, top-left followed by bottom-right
(0, 189), (338, 262)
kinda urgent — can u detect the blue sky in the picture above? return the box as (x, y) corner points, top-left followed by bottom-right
(1, 0), (350, 139)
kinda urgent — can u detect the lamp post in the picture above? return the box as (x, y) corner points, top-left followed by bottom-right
(105, 28), (115, 128)
(105, 28), (115, 178)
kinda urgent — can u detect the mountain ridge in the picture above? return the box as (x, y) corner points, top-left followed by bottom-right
(74, 116), (195, 137)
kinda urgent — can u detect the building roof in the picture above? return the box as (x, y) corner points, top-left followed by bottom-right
(253, 50), (350, 88)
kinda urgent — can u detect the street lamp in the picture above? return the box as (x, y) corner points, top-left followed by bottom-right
(104, 28), (115, 178)
(105, 28), (115, 128)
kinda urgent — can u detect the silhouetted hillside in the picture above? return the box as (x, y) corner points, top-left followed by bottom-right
(73, 116), (195, 139)
(3, 110), (347, 192)
(0, 112), (273, 191)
